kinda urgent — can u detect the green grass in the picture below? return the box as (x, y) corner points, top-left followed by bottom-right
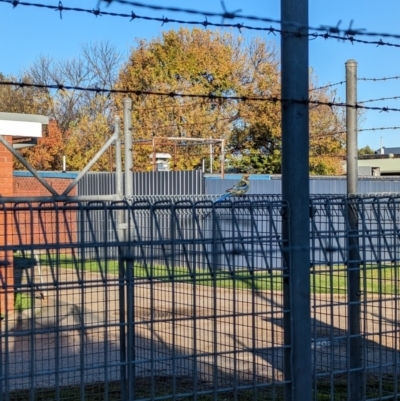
(17, 253), (400, 295)
(6, 375), (400, 400)
(14, 292), (32, 313)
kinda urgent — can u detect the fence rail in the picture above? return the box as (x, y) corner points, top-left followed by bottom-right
(0, 195), (399, 400)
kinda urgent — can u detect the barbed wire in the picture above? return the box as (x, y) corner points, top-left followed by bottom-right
(0, 0), (277, 31)
(2, 0), (400, 49)
(358, 76), (400, 82)
(101, 0), (400, 43)
(310, 81), (345, 91)
(359, 126), (400, 132)
(359, 95), (400, 104)
(134, 113), (244, 133)
(3, 79), (400, 114)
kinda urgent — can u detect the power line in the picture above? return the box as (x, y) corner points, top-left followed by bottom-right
(3, 79), (400, 113)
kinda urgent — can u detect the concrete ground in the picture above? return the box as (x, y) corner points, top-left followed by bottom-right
(1, 266), (399, 392)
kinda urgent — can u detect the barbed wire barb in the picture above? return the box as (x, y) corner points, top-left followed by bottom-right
(1, 0), (400, 48)
(3, 79), (400, 113)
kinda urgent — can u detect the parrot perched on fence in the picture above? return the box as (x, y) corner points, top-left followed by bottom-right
(214, 174), (250, 203)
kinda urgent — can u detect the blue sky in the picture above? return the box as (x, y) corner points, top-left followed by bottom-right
(1, 0), (400, 150)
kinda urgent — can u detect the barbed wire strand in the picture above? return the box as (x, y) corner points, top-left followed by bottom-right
(359, 95), (400, 104)
(3, 79), (400, 113)
(359, 126), (400, 132)
(358, 76), (400, 82)
(310, 81), (345, 91)
(2, 1), (400, 48)
(100, 0), (400, 43)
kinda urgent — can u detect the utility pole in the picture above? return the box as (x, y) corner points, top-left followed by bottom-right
(281, 1), (312, 401)
(346, 59), (363, 401)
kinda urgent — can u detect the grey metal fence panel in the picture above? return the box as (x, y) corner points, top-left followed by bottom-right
(2, 196), (400, 400)
(0, 198), (288, 401)
(77, 171), (204, 259)
(309, 195), (400, 400)
(205, 175), (400, 196)
(78, 171), (204, 197)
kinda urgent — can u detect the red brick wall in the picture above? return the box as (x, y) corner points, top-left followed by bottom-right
(0, 153), (79, 313)
(0, 136), (14, 313)
(12, 176), (78, 250)
(14, 177), (77, 197)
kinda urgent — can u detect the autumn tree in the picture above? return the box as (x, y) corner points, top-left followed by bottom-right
(64, 105), (112, 171)
(24, 42), (122, 134)
(6, 42), (121, 171)
(0, 73), (51, 116)
(16, 120), (66, 170)
(115, 29), (248, 171)
(115, 28), (345, 174)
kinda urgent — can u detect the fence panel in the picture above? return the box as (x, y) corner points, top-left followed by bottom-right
(310, 195), (400, 401)
(0, 198), (288, 401)
(1, 195), (400, 400)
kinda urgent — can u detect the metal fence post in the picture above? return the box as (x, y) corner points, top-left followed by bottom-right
(124, 98), (133, 200)
(346, 59), (363, 401)
(281, 1), (312, 400)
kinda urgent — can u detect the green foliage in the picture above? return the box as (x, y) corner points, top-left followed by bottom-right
(115, 28), (345, 174)
(3, 32), (346, 174)
(358, 145), (376, 156)
(14, 292), (32, 313)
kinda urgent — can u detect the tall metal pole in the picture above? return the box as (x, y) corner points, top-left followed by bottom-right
(346, 59), (363, 401)
(346, 60), (358, 196)
(209, 137), (213, 174)
(115, 115), (123, 200)
(114, 116), (125, 241)
(281, 1), (311, 401)
(114, 114), (127, 397)
(123, 97), (133, 200)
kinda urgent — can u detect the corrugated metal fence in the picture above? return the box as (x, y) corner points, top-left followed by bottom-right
(78, 171), (205, 196)
(77, 172), (400, 197)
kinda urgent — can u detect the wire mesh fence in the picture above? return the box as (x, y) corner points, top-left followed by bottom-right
(0, 195), (399, 400)
(310, 195), (400, 401)
(0, 196), (288, 401)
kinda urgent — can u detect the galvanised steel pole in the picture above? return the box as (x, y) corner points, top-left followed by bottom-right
(346, 60), (358, 196)
(281, 1), (312, 400)
(123, 97), (133, 199)
(346, 59), (363, 401)
(114, 115), (126, 241)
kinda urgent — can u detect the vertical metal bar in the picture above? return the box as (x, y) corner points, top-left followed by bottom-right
(114, 112), (126, 400)
(126, 255), (135, 400)
(346, 60), (358, 196)
(152, 138), (156, 172)
(346, 60), (363, 401)
(281, 1), (311, 401)
(103, 206), (109, 401)
(124, 97), (133, 198)
(209, 137), (213, 174)
(115, 116), (123, 201)
(118, 247), (127, 400)
(80, 204), (86, 401)
(221, 140), (225, 179)
(114, 116), (125, 247)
